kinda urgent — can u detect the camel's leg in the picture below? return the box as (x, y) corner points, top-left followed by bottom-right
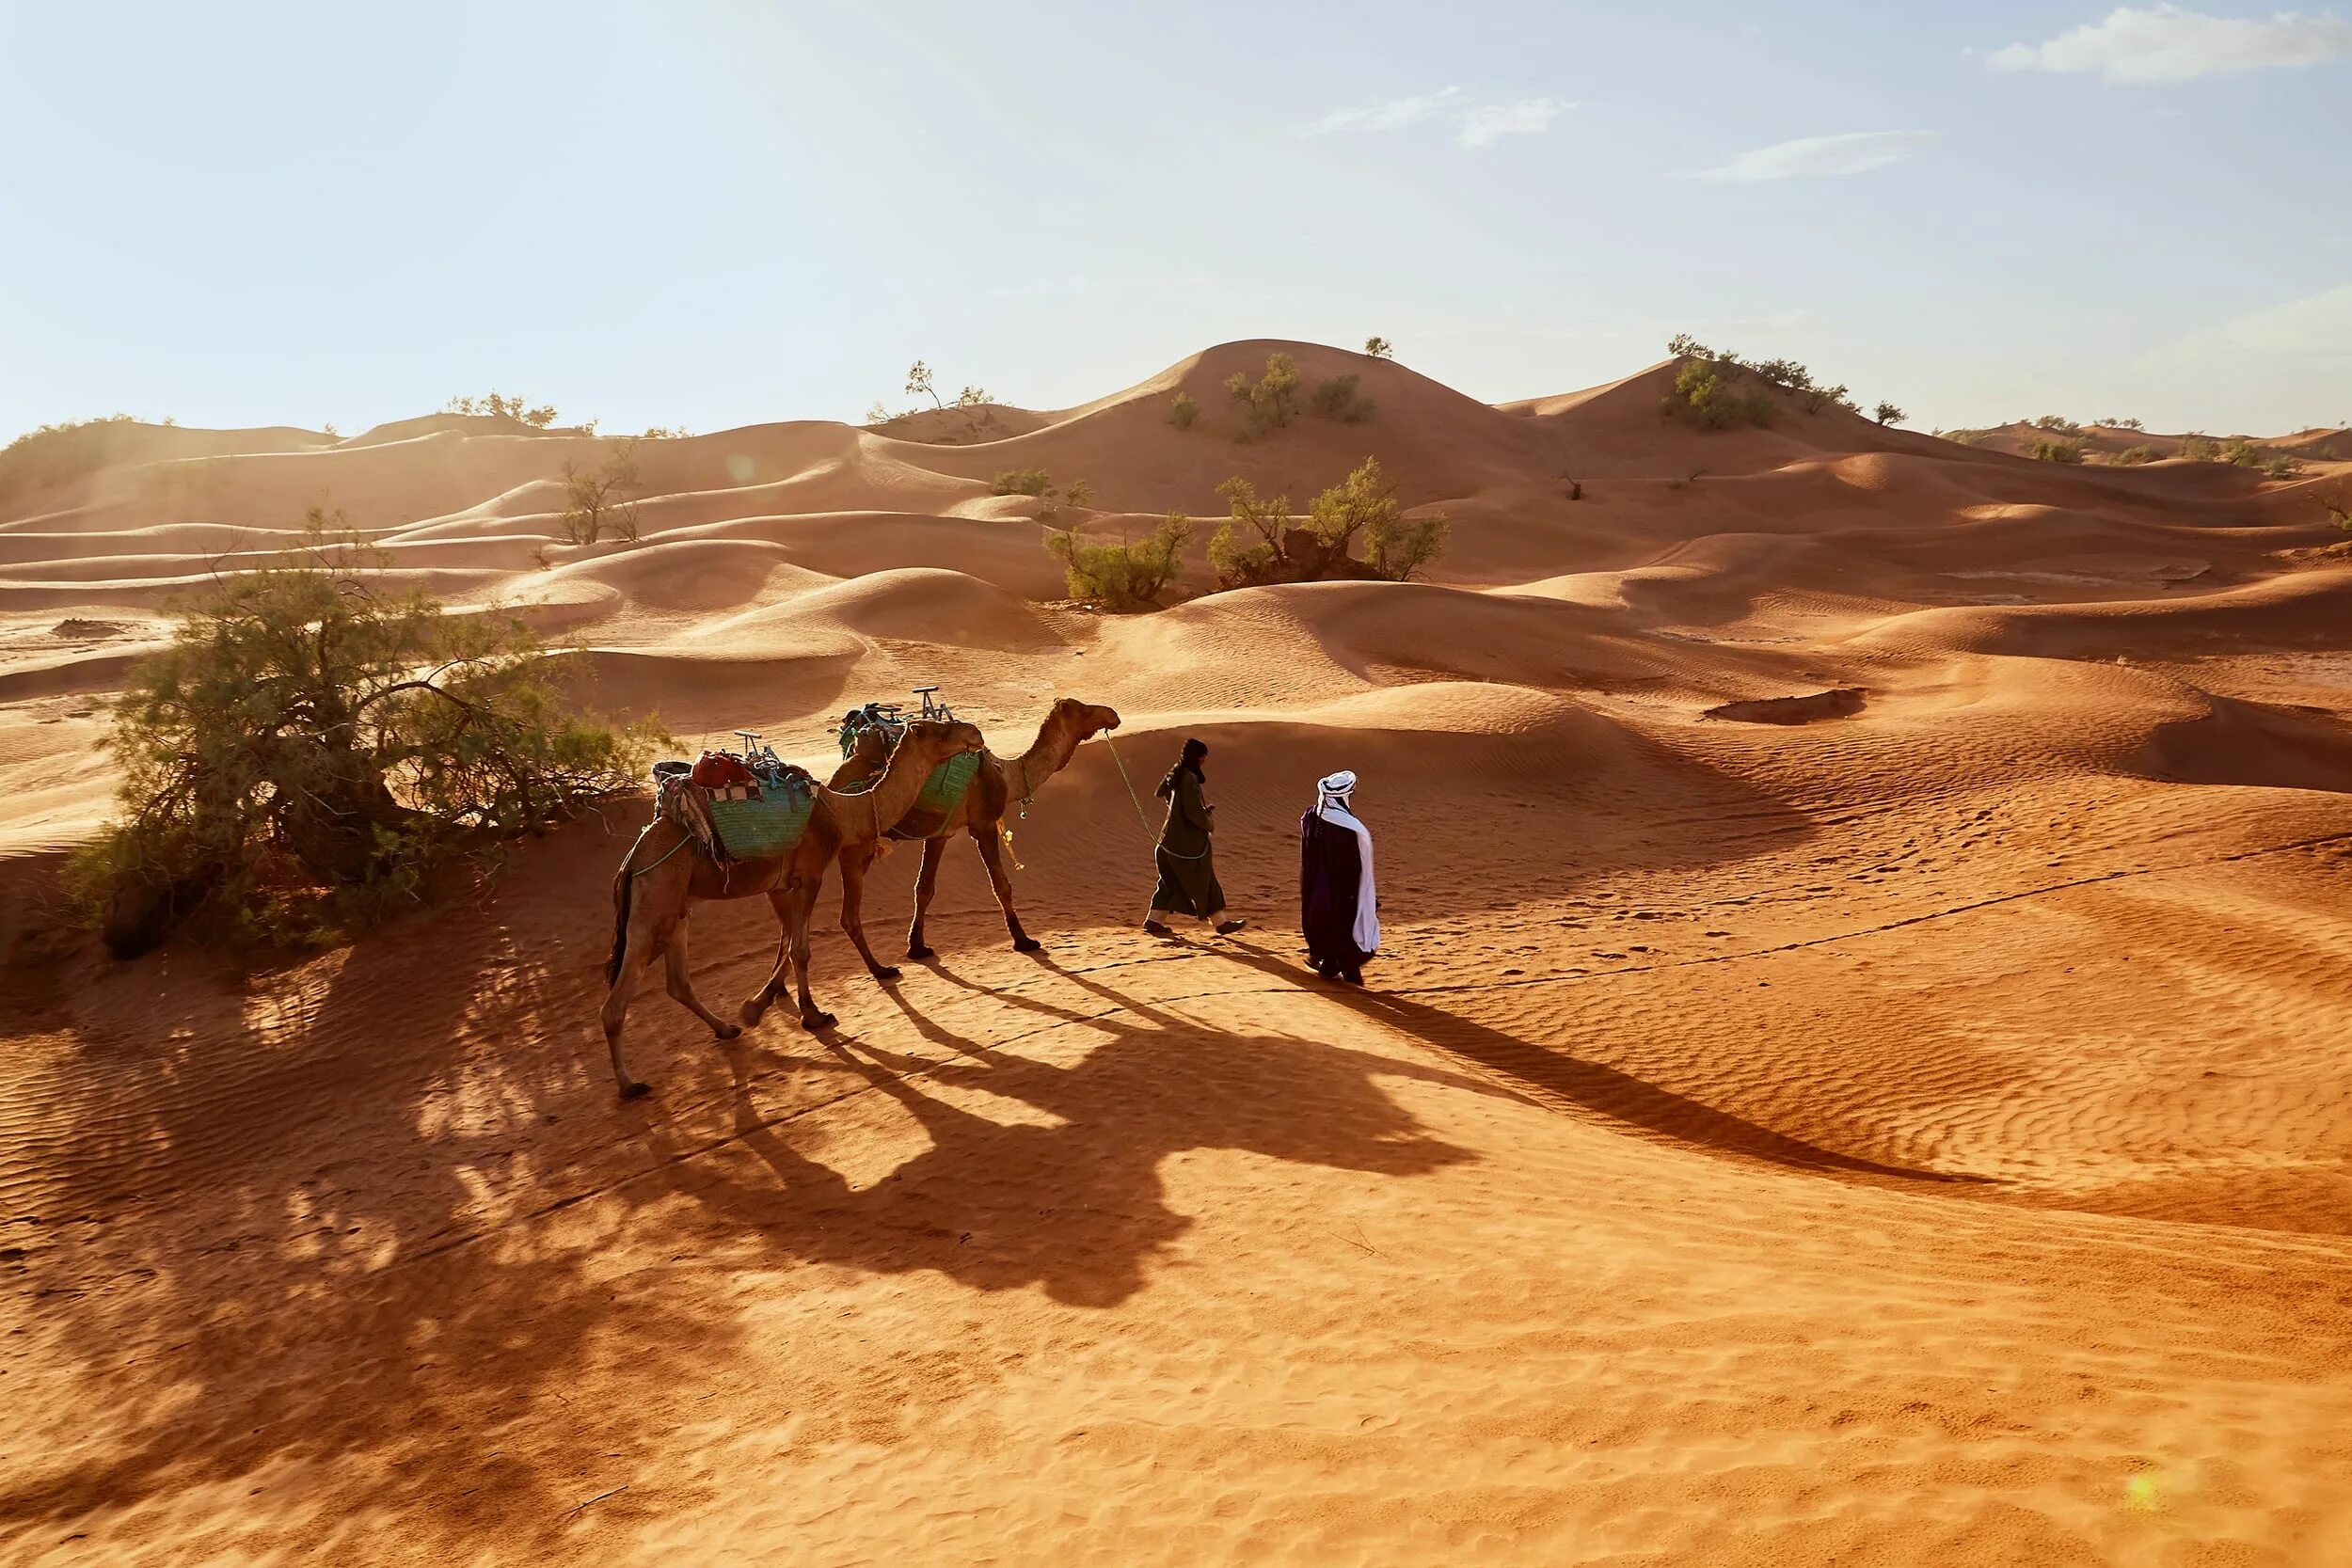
(905, 834), (949, 960)
(662, 916), (740, 1042)
(601, 855), (680, 1098)
(838, 846), (900, 983)
(971, 824), (1040, 953)
(740, 887), (796, 1028)
(787, 877), (836, 1031)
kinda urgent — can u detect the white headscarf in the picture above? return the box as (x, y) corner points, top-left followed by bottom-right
(1313, 771), (1379, 952)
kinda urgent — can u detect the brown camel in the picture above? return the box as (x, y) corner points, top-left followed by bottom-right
(600, 717), (986, 1097)
(828, 697), (1121, 978)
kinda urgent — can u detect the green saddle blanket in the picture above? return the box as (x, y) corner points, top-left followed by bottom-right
(705, 784), (816, 860)
(836, 749), (981, 834)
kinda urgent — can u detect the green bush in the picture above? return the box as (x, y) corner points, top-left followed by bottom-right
(2030, 438), (2084, 464)
(1662, 360), (1776, 430)
(2032, 415), (2079, 434)
(1045, 513), (1190, 610)
(1364, 336), (1394, 359)
(70, 514), (658, 952)
(2263, 454), (2303, 481)
(1224, 352), (1302, 441)
(2179, 433), (2219, 462)
(1169, 391), (1200, 429)
(1311, 373), (1375, 423)
(1874, 401), (1905, 426)
(991, 467), (1055, 497)
(1207, 476), (1291, 588)
(2113, 445), (2153, 466)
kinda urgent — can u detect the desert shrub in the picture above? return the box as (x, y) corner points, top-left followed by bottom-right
(68, 515), (658, 952)
(1207, 476), (1292, 588)
(2325, 496), (2352, 531)
(991, 467), (1055, 498)
(2029, 438), (2084, 465)
(2221, 437), (2263, 467)
(865, 402), (896, 426)
(1061, 478), (1096, 509)
(1045, 513), (1190, 610)
(1662, 360), (1776, 430)
(1750, 357), (1815, 391)
(640, 425), (691, 439)
(1364, 336), (1394, 359)
(2264, 454), (2303, 480)
(905, 360), (940, 408)
(1874, 401), (1905, 426)
(2179, 432), (2219, 462)
(2032, 414), (2079, 434)
(561, 438), (643, 545)
(1225, 352), (1301, 441)
(954, 385), (992, 407)
(447, 392), (557, 426)
(2113, 445), (2153, 466)
(1941, 428), (1986, 446)
(1311, 373), (1376, 423)
(1801, 382), (1856, 414)
(1169, 391), (1200, 429)
(2102, 416), (2145, 431)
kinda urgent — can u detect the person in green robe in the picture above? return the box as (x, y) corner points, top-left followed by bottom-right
(1145, 737), (1246, 938)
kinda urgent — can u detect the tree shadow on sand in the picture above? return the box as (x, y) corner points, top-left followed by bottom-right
(1204, 940), (1991, 1187)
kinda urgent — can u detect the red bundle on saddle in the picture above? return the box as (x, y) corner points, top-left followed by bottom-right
(691, 751), (755, 788)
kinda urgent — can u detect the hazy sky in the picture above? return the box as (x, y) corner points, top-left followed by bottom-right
(3, 1), (2346, 441)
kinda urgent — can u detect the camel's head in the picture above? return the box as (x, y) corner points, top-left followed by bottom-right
(899, 718), (987, 760)
(1050, 697), (1121, 740)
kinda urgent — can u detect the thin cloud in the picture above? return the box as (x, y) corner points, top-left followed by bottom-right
(1695, 131), (1936, 182)
(1987, 4), (2352, 84)
(1297, 87), (1460, 137)
(1458, 97), (1572, 149)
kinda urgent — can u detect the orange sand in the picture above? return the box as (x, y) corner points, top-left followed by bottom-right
(4, 341), (2350, 1565)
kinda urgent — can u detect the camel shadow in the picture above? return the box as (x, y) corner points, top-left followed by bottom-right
(624, 953), (1510, 1309)
(1208, 940), (1991, 1187)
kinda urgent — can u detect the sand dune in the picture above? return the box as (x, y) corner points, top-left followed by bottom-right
(4, 340), (2351, 1566)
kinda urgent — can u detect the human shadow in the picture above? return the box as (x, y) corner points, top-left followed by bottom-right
(1210, 940), (1991, 1187)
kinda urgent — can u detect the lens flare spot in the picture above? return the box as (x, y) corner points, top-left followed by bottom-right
(725, 452), (756, 484)
(2123, 1470), (2165, 1513)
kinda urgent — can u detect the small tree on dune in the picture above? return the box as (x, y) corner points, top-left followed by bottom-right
(1169, 391), (1200, 429)
(1225, 352), (1303, 441)
(955, 385), (992, 407)
(906, 360), (941, 409)
(69, 513), (658, 953)
(1207, 476), (1293, 588)
(560, 437), (643, 546)
(1044, 513), (1191, 610)
(1874, 401), (1905, 426)
(1364, 336), (1394, 359)
(2029, 438), (2084, 465)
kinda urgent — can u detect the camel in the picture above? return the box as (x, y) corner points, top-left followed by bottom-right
(600, 717), (986, 1097)
(828, 697), (1122, 979)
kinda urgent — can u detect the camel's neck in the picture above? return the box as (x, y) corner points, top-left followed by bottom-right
(1009, 716), (1085, 801)
(829, 743), (950, 845)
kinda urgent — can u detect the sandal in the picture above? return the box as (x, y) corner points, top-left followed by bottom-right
(1214, 918), (1248, 935)
(1143, 919), (1174, 938)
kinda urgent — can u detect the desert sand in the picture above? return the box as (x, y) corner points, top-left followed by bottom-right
(4, 341), (2350, 1565)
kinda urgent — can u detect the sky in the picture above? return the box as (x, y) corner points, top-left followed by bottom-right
(2, 1), (2346, 442)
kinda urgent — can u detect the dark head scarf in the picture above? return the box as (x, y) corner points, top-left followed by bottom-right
(1159, 736), (1209, 799)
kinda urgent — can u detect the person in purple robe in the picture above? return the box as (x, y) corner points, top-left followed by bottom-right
(1300, 770), (1379, 984)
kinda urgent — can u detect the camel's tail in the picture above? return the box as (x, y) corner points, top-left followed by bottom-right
(606, 842), (638, 986)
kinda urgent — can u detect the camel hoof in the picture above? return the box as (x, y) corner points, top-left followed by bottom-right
(870, 966), (902, 983)
(739, 998), (766, 1026)
(619, 1080), (652, 1100)
(906, 944), (935, 961)
(715, 1022), (741, 1041)
(800, 1010), (838, 1033)
(1012, 937), (1042, 953)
